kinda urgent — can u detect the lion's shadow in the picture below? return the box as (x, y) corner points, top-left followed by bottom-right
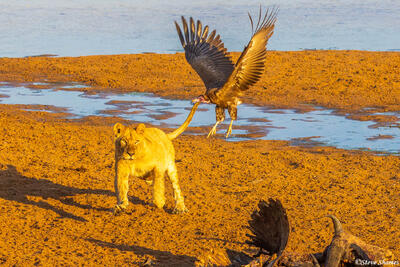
(87, 237), (254, 266)
(86, 237), (197, 266)
(0, 164), (149, 221)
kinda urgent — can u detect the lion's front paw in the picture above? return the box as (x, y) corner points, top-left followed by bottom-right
(173, 206), (188, 214)
(113, 204), (126, 215)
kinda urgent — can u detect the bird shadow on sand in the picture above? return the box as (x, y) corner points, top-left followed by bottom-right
(0, 164), (149, 222)
(86, 237), (197, 266)
(193, 237), (255, 265)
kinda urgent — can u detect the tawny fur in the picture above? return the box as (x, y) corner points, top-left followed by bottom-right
(113, 103), (199, 214)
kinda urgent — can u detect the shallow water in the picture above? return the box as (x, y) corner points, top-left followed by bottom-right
(0, 82), (399, 153)
(1, 0), (399, 57)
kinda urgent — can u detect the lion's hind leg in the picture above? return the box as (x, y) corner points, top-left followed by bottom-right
(167, 164), (188, 214)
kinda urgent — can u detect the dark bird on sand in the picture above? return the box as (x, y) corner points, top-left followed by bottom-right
(246, 198), (290, 267)
(175, 6), (278, 138)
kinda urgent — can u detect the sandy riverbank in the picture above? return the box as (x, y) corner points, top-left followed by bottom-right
(0, 52), (399, 265)
(0, 51), (399, 112)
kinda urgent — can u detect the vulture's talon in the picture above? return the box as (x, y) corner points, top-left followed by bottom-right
(207, 127), (217, 138)
(207, 122), (220, 138)
(225, 128), (232, 138)
(225, 120), (234, 138)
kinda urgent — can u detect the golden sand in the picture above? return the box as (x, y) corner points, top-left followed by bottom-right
(0, 52), (399, 265)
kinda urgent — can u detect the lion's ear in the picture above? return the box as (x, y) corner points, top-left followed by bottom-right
(136, 123), (146, 134)
(113, 123), (125, 139)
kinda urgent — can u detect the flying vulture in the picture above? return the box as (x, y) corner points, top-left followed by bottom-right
(175, 6), (278, 138)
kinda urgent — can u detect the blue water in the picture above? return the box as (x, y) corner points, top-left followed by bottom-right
(0, 0), (399, 57)
(0, 82), (399, 153)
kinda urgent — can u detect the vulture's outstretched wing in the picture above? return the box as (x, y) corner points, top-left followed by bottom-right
(246, 198), (289, 267)
(216, 6), (278, 100)
(175, 17), (235, 90)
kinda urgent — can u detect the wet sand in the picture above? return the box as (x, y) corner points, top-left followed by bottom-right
(0, 52), (399, 265)
(1, 51), (400, 112)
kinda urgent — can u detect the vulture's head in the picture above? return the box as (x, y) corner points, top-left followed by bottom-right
(192, 95), (210, 104)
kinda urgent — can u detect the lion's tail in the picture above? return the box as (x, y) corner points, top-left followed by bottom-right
(167, 102), (199, 140)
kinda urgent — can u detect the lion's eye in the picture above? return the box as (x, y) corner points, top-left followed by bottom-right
(135, 140), (140, 145)
(120, 139), (127, 147)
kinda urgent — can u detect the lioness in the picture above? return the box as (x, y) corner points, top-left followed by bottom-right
(113, 103), (199, 214)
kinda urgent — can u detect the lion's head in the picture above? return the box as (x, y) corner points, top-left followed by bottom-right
(113, 123), (148, 160)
